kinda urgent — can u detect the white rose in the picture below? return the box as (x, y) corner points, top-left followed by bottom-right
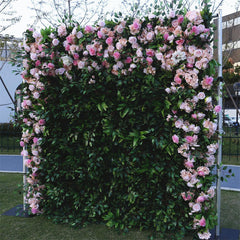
(61, 56), (73, 66)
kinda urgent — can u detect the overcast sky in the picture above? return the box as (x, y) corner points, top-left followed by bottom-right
(2, 0), (240, 38)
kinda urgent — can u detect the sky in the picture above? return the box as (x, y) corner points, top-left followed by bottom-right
(2, 0), (240, 38)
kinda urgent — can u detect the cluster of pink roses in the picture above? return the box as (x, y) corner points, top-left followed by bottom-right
(166, 11), (219, 240)
(19, 8), (218, 239)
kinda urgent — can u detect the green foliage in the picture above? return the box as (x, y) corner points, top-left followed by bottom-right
(39, 64), (191, 237)
(18, 3), (218, 239)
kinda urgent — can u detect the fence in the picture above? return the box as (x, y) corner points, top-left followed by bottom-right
(223, 125), (240, 164)
(0, 123), (21, 154)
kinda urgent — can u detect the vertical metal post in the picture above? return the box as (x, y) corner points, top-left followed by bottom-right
(23, 149), (27, 212)
(216, 8), (223, 240)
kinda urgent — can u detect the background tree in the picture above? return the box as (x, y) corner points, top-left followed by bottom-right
(0, 0), (21, 34)
(30, 0), (109, 28)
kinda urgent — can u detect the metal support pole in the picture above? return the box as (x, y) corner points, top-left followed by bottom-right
(216, 8), (223, 240)
(23, 149), (27, 212)
(0, 75), (15, 105)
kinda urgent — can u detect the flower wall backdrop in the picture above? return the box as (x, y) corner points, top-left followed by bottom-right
(19, 4), (220, 240)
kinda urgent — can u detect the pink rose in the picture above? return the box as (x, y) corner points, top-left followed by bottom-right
(199, 217), (206, 227)
(85, 25), (94, 33)
(185, 161), (194, 168)
(31, 208), (39, 214)
(113, 51), (121, 60)
(35, 60), (41, 67)
(185, 136), (193, 143)
(172, 134), (179, 144)
(214, 105), (221, 113)
(146, 57), (153, 65)
(106, 37), (113, 45)
(129, 36), (137, 44)
(192, 203), (201, 212)
(52, 38), (59, 46)
(163, 33), (169, 41)
(47, 63), (55, 69)
(97, 30), (104, 39)
(38, 119), (45, 125)
(58, 24), (67, 37)
(176, 39), (184, 45)
(20, 141), (25, 147)
(196, 196), (205, 203)
(174, 75), (182, 84)
(125, 57), (132, 64)
(89, 47), (96, 56)
(178, 15), (184, 24)
(33, 137), (39, 144)
(146, 49), (155, 57)
(66, 35), (73, 44)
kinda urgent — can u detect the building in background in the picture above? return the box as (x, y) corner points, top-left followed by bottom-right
(0, 35), (22, 123)
(214, 11), (240, 123)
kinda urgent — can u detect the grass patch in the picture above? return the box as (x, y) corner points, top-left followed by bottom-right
(0, 173), (240, 240)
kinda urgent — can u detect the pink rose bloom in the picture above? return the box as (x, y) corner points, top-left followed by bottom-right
(172, 134), (179, 144)
(38, 119), (45, 125)
(191, 113), (197, 119)
(192, 203), (201, 212)
(21, 150), (28, 157)
(146, 49), (155, 57)
(116, 25), (124, 33)
(52, 38), (59, 46)
(198, 230), (211, 239)
(197, 92), (206, 100)
(188, 45), (196, 54)
(73, 53), (79, 60)
(185, 161), (194, 168)
(31, 208), (39, 214)
(113, 51), (121, 60)
(129, 36), (137, 44)
(97, 30), (104, 39)
(186, 10), (199, 22)
(33, 92), (40, 99)
(106, 37), (113, 45)
(125, 57), (132, 64)
(136, 48), (143, 57)
(214, 105), (221, 113)
(178, 15), (184, 24)
(174, 75), (182, 84)
(181, 192), (193, 201)
(197, 196), (205, 203)
(35, 60), (41, 67)
(20, 141), (25, 147)
(146, 31), (154, 41)
(163, 33), (169, 41)
(194, 49), (203, 58)
(185, 136), (193, 143)
(47, 63), (55, 69)
(116, 42), (123, 50)
(180, 169), (192, 182)
(146, 57), (153, 65)
(85, 25), (94, 33)
(30, 53), (38, 61)
(58, 24), (67, 37)
(33, 137), (38, 144)
(89, 47), (96, 56)
(191, 26), (200, 35)
(129, 19), (141, 34)
(176, 39), (184, 45)
(66, 35), (74, 44)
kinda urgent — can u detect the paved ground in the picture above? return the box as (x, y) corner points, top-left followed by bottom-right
(0, 155), (239, 191)
(0, 155), (23, 173)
